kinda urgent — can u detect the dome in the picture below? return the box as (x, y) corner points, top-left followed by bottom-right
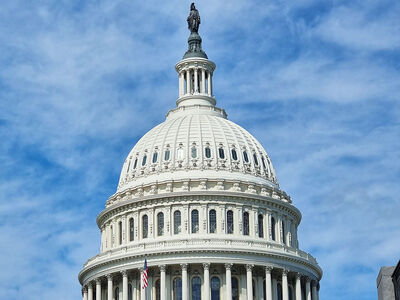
(117, 108), (278, 195)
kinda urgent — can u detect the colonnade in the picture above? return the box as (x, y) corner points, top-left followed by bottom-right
(82, 263), (319, 300)
(178, 68), (212, 97)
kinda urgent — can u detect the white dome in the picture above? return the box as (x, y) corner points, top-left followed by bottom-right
(117, 107), (278, 193)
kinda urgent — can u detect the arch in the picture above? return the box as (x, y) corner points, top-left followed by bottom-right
(128, 283), (132, 300)
(191, 276), (201, 300)
(152, 151), (158, 163)
(211, 276), (221, 300)
(157, 212), (164, 236)
(173, 277), (182, 300)
(155, 279), (160, 300)
(115, 287), (120, 300)
(142, 215), (148, 238)
(209, 209), (217, 233)
(191, 209), (199, 233)
(227, 210), (234, 234)
(258, 214), (264, 238)
(129, 217), (134, 241)
(271, 217), (276, 241)
(205, 146), (211, 158)
(232, 277), (239, 300)
(142, 154), (147, 166)
(277, 283), (283, 300)
(118, 221), (123, 245)
(243, 212), (249, 236)
(174, 211), (181, 234)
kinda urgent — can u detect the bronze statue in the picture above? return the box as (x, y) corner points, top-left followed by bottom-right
(187, 3), (201, 33)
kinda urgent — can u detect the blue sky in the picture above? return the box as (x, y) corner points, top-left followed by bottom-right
(0, 0), (399, 299)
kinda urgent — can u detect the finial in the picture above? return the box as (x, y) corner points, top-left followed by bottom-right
(187, 3), (201, 33)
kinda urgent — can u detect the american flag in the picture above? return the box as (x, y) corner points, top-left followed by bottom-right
(142, 257), (148, 289)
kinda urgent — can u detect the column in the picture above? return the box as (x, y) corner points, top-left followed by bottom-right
(194, 69), (198, 93)
(207, 72), (212, 96)
(181, 264), (188, 300)
(265, 267), (273, 300)
(201, 69), (206, 93)
(246, 264), (253, 300)
(88, 282), (93, 300)
(83, 287), (88, 300)
(160, 265), (166, 300)
(179, 73), (184, 96)
(186, 70), (191, 95)
(305, 278), (311, 300)
(107, 275), (113, 300)
(122, 271), (128, 300)
(295, 274), (302, 300)
(141, 269), (145, 300)
(225, 264), (232, 300)
(282, 270), (288, 300)
(96, 278), (102, 300)
(312, 281), (318, 300)
(203, 263), (210, 300)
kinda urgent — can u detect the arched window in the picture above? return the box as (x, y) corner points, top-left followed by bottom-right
(243, 212), (249, 236)
(129, 218), (134, 241)
(174, 211), (181, 234)
(192, 276), (201, 300)
(127, 160), (131, 173)
(191, 210), (199, 233)
(142, 155), (147, 166)
(110, 225), (113, 247)
(128, 283), (132, 300)
(253, 153), (259, 166)
(211, 277), (220, 300)
(173, 277), (182, 300)
(164, 149), (170, 161)
(155, 279), (160, 300)
(261, 156), (266, 169)
(277, 283), (283, 300)
(177, 147), (184, 160)
(118, 221), (123, 245)
(209, 209), (217, 233)
(142, 215), (148, 238)
(218, 148), (225, 159)
(133, 157), (138, 169)
(205, 147), (211, 158)
(271, 217), (276, 241)
(258, 214), (264, 238)
(191, 146), (197, 158)
(289, 286), (293, 300)
(152, 152), (158, 163)
(232, 277), (239, 300)
(157, 212), (164, 236)
(115, 287), (120, 300)
(227, 210), (234, 234)
(282, 221), (286, 245)
(243, 151), (249, 163)
(231, 149), (238, 161)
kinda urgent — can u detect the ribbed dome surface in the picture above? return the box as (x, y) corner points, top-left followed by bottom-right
(117, 112), (278, 192)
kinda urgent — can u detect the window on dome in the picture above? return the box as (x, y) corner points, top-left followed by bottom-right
(129, 218), (134, 241)
(258, 214), (264, 238)
(282, 221), (286, 245)
(177, 147), (184, 160)
(128, 283), (133, 300)
(243, 212), (249, 236)
(253, 153), (259, 166)
(155, 280), (160, 300)
(110, 225), (113, 246)
(211, 277), (221, 300)
(271, 217), (276, 241)
(164, 149), (170, 161)
(133, 158), (138, 169)
(192, 277), (201, 300)
(231, 149), (238, 161)
(232, 277), (239, 300)
(174, 211), (181, 234)
(115, 287), (120, 300)
(209, 209), (217, 233)
(118, 221), (123, 245)
(261, 156), (266, 169)
(191, 210), (199, 233)
(142, 215), (148, 238)
(157, 212), (164, 236)
(173, 277), (182, 300)
(227, 210), (234, 234)
(205, 147), (211, 158)
(127, 160), (131, 173)
(218, 148), (225, 159)
(152, 152), (158, 163)
(191, 146), (197, 158)
(243, 151), (249, 163)
(142, 155), (147, 166)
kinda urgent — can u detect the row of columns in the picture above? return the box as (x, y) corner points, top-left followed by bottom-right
(179, 68), (212, 97)
(82, 264), (319, 300)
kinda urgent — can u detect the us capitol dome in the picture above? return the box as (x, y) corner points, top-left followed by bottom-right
(79, 4), (322, 300)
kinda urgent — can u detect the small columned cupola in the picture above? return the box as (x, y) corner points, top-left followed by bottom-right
(175, 3), (216, 108)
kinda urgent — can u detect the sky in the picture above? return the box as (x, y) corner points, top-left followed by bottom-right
(0, 0), (399, 299)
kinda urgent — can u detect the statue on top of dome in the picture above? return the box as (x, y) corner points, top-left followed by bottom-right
(187, 3), (201, 33)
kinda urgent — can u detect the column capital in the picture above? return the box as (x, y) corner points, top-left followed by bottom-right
(121, 270), (128, 277)
(160, 265), (167, 272)
(82, 286), (88, 293)
(225, 263), (233, 270)
(246, 264), (254, 272)
(180, 263), (188, 271)
(282, 269), (289, 276)
(305, 276), (311, 283)
(203, 263), (210, 270)
(265, 266), (273, 273)
(312, 280), (319, 287)
(87, 281), (94, 287)
(96, 277), (102, 284)
(295, 272), (302, 280)
(107, 274), (113, 281)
